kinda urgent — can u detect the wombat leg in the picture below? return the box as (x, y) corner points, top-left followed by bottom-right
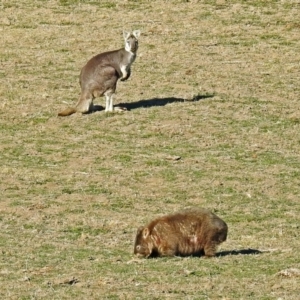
(204, 243), (217, 258)
(159, 246), (176, 257)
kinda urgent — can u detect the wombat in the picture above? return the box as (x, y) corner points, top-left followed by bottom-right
(134, 208), (228, 258)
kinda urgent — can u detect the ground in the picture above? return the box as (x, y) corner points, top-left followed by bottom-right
(0, 0), (299, 299)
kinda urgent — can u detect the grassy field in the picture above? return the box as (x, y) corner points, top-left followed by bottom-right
(0, 0), (299, 299)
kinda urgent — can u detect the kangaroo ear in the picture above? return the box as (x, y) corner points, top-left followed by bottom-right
(142, 228), (149, 239)
(123, 30), (130, 40)
(132, 30), (141, 39)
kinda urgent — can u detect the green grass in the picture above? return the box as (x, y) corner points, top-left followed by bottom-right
(0, 0), (299, 299)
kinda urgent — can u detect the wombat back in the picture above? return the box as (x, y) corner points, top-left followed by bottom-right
(134, 208), (228, 258)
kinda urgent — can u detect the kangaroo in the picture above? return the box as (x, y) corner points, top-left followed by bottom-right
(58, 30), (140, 116)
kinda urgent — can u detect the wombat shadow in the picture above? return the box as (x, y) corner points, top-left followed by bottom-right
(146, 248), (262, 259)
(189, 248), (263, 258)
(216, 248), (263, 257)
(89, 93), (215, 113)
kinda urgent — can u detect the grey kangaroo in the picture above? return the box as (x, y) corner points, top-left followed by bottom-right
(58, 30), (140, 116)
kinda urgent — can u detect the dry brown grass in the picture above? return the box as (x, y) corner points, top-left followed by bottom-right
(0, 0), (299, 299)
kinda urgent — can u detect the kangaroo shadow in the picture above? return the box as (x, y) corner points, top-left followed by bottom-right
(86, 93), (214, 114)
(216, 248), (263, 257)
(118, 93), (215, 111)
(89, 105), (105, 113)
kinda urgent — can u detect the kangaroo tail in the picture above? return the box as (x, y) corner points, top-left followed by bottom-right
(58, 107), (77, 117)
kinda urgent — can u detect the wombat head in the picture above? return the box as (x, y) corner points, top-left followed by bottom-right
(134, 226), (152, 258)
(213, 218), (228, 243)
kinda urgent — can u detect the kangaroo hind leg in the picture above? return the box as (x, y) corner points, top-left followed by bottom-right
(104, 90), (114, 112)
(75, 91), (94, 114)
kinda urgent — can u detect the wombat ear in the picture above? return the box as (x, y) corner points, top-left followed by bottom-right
(142, 228), (149, 239)
(132, 30), (141, 39)
(136, 226), (144, 234)
(123, 30), (130, 40)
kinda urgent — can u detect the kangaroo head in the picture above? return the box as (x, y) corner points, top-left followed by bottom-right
(123, 30), (141, 54)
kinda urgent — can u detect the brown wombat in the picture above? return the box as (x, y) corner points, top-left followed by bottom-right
(134, 208), (228, 258)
